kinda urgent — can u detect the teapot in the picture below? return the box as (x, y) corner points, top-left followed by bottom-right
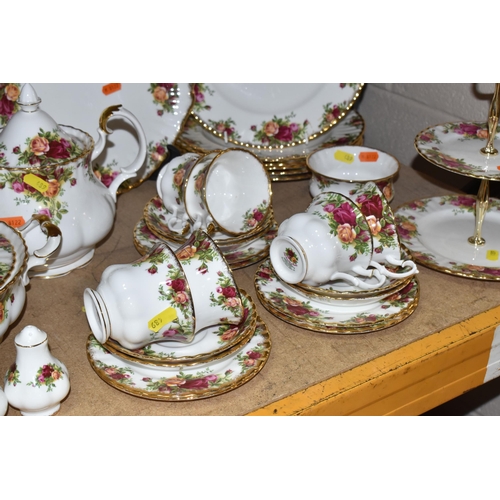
(0, 83), (147, 278)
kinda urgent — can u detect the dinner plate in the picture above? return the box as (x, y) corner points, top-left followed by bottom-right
(103, 289), (258, 366)
(86, 317), (271, 401)
(254, 259), (419, 334)
(395, 195), (500, 280)
(415, 121), (500, 180)
(175, 111), (365, 163)
(2, 83), (192, 193)
(190, 83), (364, 149)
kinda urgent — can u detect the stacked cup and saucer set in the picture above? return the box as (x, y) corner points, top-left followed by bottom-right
(0, 82), (433, 414)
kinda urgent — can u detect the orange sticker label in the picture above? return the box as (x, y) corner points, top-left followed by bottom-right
(148, 307), (178, 333)
(23, 173), (49, 194)
(102, 83), (122, 95)
(334, 149), (354, 164)
(0, 216), (26, 228)
(359, 152), (379, 162)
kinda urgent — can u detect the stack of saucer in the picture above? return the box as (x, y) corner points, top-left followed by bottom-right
(255, 182), (420, 334)
(255, 255), (419, 334)
(133, 150), (278, 269)
(85, 231), (271, 401)
(86, 289), (271, 401)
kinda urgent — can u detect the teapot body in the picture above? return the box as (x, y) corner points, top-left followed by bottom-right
(0, 125), (116, 277)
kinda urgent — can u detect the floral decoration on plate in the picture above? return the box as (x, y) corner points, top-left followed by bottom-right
(415, 121), (500, 179)
(86, 316), (271, 401)
(254, 259), (419, 334)
(395, 195), (500, 280)
(190, 83), (364, 149)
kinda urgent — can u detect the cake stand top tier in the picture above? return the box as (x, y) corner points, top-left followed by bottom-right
(415, 121), (500, 181)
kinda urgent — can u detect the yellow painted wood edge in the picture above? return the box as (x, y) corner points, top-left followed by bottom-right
(247, 305), (500, 416)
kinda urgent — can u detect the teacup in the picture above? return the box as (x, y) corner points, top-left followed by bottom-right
(1, 216), (62, 341)
(270, 193), (386, 288)
(174, 229), (244, 332)
(202, 148), (272, 236)
(306, 191), (417, 280)
(156, 152), (200, 230)
(84, 242), (197, 350)
(183, 151), (220, 234)
(307, 145), (399, 202)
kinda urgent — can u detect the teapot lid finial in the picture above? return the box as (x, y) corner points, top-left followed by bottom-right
(17, 83), (41, 112)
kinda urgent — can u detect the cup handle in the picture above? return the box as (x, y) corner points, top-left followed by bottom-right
(18, 215), (62, 285)
(329, 268), (387, 290)
(369, 259), (418, 279)
(167, 211), (191, 236)
(92, 105), (148, 202)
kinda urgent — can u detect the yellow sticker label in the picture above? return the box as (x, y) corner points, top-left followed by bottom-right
(334, 149), (355, 164)
(148, 307), (178, 333)
(486, 250), (499, 261)
(0, 216), (26, 228)
(23, 173), (49, 194)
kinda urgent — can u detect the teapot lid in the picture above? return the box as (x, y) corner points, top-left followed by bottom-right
(0, 83), (85, 169)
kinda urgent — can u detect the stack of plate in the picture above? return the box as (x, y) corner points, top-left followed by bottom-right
(86, 290), (272, 401)
(254, 257), (419, 334)
(174, 84), (366, 182)
(133, 195), (278, 270)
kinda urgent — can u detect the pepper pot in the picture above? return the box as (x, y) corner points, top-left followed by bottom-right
(4, 325), (70, 416)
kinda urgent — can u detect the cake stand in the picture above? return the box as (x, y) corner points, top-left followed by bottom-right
(398, 83), (500, 280)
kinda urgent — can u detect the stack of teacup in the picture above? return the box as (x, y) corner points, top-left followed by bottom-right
(257, 144), (419, 332)
(83, 229), (271, 400)
(134, 148), (278, 270)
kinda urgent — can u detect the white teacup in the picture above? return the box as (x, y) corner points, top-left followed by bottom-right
(175, 229), (244, 332)
(202, 148), (272, 236)
(156, 152), (200, 231)
(1, 216), (62, 341)
(84, 242), (197, 350)
(270, 193), (386, 289)
(183, 151), (220, 234)
(307, 145), (399, 202)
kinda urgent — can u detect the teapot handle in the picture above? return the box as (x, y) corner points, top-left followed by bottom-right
(92, 104), (148, 202)
(18, 215), (62, 285)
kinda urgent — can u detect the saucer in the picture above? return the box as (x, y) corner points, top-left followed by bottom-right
(395, 195), (500, 280)
(255, 259), (419, 334)
(190, 83), (364, 149)
(86, 316), (271, 401)
(415, 121), (500, 180)
(104, 289), (257, 366)
(134, 217), (276, 270)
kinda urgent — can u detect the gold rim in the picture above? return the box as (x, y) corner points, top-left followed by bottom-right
(255, 277), (420, 334)
(190, 83), (365, 150)
(201, 148), (273, 237)
(173, 112), (366, 164)
(86, 316), (272, 402)
(414, 120), (499, 181)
